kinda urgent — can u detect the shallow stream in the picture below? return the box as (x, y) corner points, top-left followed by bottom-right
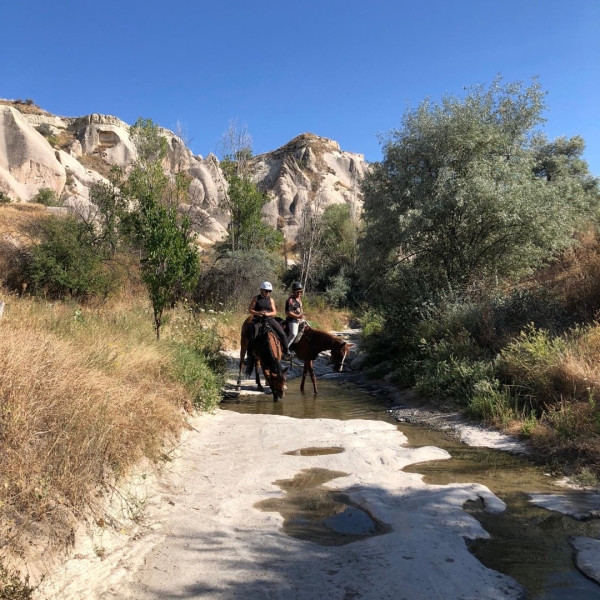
(221, 376), (600, 599)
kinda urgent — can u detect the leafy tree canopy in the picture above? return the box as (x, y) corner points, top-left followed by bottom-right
(125, 118), (200, 339)
(360, 78), (599, 294)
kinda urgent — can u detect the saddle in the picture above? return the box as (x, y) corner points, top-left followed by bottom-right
(279, 318), (307, 345)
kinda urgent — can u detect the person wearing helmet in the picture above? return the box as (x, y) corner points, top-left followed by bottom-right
(285, 282), (305, 347)
(248, 281), (291, 359)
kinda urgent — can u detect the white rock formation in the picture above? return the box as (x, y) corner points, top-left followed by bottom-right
(0, 104), (368, 244)
(70, 114), (137, 168)
(0, 106), (66, 201)
(252, 133), (369, 240)
(23, 114), (68, 131)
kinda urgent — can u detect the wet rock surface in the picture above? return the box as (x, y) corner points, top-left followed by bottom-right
(571, 537), (600, 585)
(529, 493), (600, 520)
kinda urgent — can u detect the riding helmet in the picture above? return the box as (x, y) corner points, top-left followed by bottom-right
(260, 281), (273, 291)
(291, 282), (303, 291)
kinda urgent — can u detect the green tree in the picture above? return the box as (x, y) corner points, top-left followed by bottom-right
(221, 161), (282, 251)
(360, 78), (599, 293)
(25, 215), (112, 299)
(88, 170), (128, 255)
(125, 118), (200, 340)
(217, 120), (282, 252)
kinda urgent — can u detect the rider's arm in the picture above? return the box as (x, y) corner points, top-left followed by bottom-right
(249, 296), (263, 316)
(266, 298), (276, 317)
(286, 298), (303, 320)
(285, 298), (294, 319)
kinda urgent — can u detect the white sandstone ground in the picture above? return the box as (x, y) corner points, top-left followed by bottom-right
(35, 410), (524, 600)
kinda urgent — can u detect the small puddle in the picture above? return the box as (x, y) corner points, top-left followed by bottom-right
(223, 379), (600, 598)
(284, 446), (345, 456)
(254, 468), (391, 546)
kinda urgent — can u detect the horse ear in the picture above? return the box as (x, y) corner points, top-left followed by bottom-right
(282, 367), (289, 374)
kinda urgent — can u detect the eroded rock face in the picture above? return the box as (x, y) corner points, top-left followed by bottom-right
(252, 133), (369, 240)
(0, 106), (66, 200)
(0, 105), (368, 243)
(69, 114), (138, 168)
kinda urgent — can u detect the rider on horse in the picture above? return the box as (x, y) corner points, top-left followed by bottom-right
(285, 281), (305, 349)
(248, 281), (291, 360)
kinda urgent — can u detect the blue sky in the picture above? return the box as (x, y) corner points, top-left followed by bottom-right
(2, 0), (599, 174)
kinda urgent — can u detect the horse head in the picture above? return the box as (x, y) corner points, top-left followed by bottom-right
(266, 366), (288, 400)
(331, 341), (353, 372)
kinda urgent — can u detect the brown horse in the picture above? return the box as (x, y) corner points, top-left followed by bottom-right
(291, 324), (353, 394)
(237, 316), (288, 401)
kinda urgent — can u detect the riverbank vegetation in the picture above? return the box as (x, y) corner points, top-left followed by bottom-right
(0, 118), (350, 588)
(2, 77), (599, 592)
(358, 78), (600, 481)
(0, 121), (228, 590)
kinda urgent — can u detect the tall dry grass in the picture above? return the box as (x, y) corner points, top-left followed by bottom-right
(497, 323), (600, 474)
(0, 294), (190, 562)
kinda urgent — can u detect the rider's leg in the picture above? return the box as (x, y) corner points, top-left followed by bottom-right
(269, 319), (290, 354)
(287, 320), (299, 347)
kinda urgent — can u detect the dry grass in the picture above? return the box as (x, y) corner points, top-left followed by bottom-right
(0, 294), (190, 561)
(0, 204), (47, 236)
(497, 323), (600, 475)
(77, 154), (114, 180)
(525, 228), (600, 320)
(0, 100), (51, 117)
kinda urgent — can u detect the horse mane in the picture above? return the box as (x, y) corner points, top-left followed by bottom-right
(306, 327), (345, 349)
(245, 327), (283, 378)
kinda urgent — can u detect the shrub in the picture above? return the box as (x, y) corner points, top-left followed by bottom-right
(31, 187), (60, 207)
(0, 564), (34, 600)
(415, 354), (498, 405)
(24, 216), (113, 299)
(168, 306), (226, 409)
(0, 192), (11, 204)
(195, 249), (282, 310)
(497, 326), (568, 406)
(466, 385), (516, 424)
(325, 268), (352, 308)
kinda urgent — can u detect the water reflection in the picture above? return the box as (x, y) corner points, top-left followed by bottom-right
(254, 468), (391, 546)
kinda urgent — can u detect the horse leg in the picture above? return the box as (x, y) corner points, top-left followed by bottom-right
(237, 342), (246, 391)
(300, 362), (308, 393)
(256, 359), (264, 392)
(309, 360), (318, 395)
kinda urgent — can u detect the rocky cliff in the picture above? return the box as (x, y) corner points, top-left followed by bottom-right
(0, 100), (368, 243)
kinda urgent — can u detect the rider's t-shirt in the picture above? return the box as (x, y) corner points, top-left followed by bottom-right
(253, 295), (272, 313)
(285, 296), (302, 322)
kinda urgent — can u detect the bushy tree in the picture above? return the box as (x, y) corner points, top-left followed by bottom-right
(125, 118), (200, 340)
(24, 215), (112, 299)
(360, 78), (599, 294)
(293, 201), (361, 305)
(220, 161), (282, 252)
(195, 249), (282, 310)
(217, 120), (282, 252)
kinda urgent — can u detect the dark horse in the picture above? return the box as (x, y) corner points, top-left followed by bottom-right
(237, 316), (288, 401)
(291, 323), (353, 394)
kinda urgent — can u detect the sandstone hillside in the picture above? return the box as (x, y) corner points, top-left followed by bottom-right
(0, 100), (368, 243)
